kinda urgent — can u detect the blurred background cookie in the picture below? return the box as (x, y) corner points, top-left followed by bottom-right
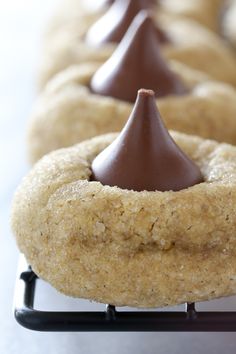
(29, 13), (236, 163)
(223, 0), (236, 49)
(39, 5), (236, 89)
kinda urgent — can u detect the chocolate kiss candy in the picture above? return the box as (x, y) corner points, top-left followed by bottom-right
(90, 11), (185, 103)
(85, 0), (161, 46)
(91, 90), (203, 192)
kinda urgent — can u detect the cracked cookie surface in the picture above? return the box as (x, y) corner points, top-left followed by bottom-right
(11, 131), (236, 307)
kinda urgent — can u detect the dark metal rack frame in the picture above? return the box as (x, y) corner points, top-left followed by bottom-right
(14, 256), (236, 332)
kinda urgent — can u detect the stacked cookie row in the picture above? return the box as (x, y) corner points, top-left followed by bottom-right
(30, 0), (236, 162)
(11, 0), (236, 308)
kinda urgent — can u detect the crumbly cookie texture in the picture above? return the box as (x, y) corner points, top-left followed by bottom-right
(11, 132), (236, 307)
(223, 0), (236, 49)
(28, 62), (236, 163)
(39, 16), (236, 89)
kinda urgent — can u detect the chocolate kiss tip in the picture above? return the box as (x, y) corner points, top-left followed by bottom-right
(138, 88), (155, 97)
(85, 0), (158, 47)
(91, 90), (203, 192)
(90, 11), (186, 103)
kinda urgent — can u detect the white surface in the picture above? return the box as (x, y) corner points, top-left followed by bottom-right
(1, 1), (236, 353)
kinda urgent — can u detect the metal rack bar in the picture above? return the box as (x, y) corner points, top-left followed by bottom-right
(14, 256), (236, 332)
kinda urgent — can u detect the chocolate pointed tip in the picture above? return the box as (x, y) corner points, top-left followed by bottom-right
(138, 88), (155, 97)
(91, 90), (203, 192)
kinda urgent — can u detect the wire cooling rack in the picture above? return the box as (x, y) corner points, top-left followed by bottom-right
(14, 255), (236, 332)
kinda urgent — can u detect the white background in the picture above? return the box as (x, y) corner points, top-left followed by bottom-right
(0, 1), (236, 353)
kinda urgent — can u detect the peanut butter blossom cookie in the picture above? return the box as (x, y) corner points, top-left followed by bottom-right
(45, 0), (157, 39)
(28, 12), (236, 163)
(12, 89), (236, 307)
(39, 0), (236, 88)
(47, 0), (221, 38)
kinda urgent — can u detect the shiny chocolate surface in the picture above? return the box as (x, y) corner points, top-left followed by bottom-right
(86, 0), (157, 46)
(91, 89), (203, 192)
(90, 11), (185, 103)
